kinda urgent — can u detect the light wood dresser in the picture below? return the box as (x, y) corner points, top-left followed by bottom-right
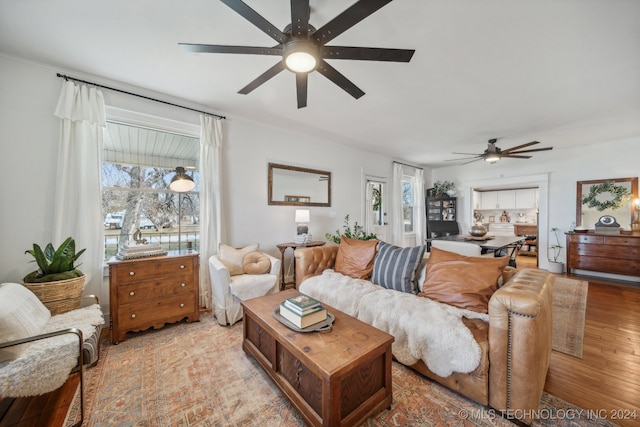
(108, 251), (199, 344)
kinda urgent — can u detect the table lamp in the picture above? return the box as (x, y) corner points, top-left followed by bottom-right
(295, 209), (310, 235)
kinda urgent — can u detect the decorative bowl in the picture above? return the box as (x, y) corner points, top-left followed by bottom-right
(469, 224), (488, 237)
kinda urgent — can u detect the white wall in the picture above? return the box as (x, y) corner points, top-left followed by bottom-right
(429, 139), (640, 274)
(0, 55), (393, 295)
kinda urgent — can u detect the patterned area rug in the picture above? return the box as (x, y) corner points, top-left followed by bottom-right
(552, 277), (589, 358)
(66, 314), (615, 427)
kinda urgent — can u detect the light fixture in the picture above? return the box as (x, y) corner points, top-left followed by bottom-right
(295, 209), (310, 235)
(283, 39), (318, 73)
(632, 198), (640, 232)
(170, 166), (195, 192)
(170, 166), (195, 252)
(484, 143), (502, 163)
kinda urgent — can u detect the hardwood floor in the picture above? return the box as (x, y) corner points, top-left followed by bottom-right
(517, 255), (640, 427)
(2, 258), (639, 426)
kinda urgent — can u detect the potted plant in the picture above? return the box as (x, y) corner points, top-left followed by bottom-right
(431, 181), (456, 197)
(23, 236), (86, 314)
(325, 214), (378, 244)
(548, 227), (564, 273)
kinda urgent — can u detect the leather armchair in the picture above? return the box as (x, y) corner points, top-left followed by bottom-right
(209, 253), (280, 326)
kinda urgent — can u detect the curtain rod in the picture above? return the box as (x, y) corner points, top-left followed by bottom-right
(56, 73), (226, 120)
(393, 160), (424, 170)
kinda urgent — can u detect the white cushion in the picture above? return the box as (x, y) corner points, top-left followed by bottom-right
(218, 243), (259, 276)
(0, 283), (51, 363)
(229, 274), (277, 301)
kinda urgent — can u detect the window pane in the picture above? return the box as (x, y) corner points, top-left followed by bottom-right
(403, 206), (414, 232)
(102, 121), (200, 260)
(402, 181), (413, 205)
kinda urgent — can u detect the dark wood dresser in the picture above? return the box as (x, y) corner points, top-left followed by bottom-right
(566, 231), (640, 277)
(108, 251), (199, 344)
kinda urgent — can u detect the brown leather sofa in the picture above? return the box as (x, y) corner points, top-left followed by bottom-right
(295, 245), (553, 424)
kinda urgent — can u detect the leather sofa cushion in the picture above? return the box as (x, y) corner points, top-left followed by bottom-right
(334, 236), (379, 280)
(420, 247), (508, 313)
(243, 252), (271, 275)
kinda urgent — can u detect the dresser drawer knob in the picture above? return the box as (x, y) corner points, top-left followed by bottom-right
(131, 314), (136, 319)
(129, 291), (135, 296)
(180, 283), (186, 287)
(129, 271), (135, 276)
(180, 303), (185, 308)
(180, 265), (185, 269)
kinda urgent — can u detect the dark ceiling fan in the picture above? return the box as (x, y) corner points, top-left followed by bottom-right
(449, 139), (553, 165)
(179, 0), (415, 108)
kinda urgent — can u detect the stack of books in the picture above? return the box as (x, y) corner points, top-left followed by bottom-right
(116, 243), (166, 260)
(279, 294), (327, 328)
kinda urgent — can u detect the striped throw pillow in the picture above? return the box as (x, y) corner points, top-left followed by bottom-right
(371, 241), (425, 293)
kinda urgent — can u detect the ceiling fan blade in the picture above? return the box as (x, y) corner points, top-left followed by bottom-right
(506, 147), (553, 154)
(179, 43), (282, 56)
(290, 0), (310, 37)
(238, 62), (286, 95)
(220, 0), (287, 44)
(316, 60), (365, 99)
(461, 158), (483, 165)
(322, 46), (415, 62)
(451, 152), (482, 156)
(296, 73), (308, 109)
(313, 0), (392, 45)
(501, 155), (532, 159)
(446, 156), (480, 162)
(501, 141), (540, 154)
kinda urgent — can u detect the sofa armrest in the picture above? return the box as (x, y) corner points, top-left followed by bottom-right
(488, 268), (554, 423)
(294, 245), (339, 288)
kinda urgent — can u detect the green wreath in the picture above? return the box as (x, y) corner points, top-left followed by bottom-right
(582, 181), (631, 211)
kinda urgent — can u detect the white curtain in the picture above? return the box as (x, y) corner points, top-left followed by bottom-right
(53, 81), (106, 302)
(391, 162), (405, 246)
(198, 115), (223, 308)
(414, 168), (426, 246)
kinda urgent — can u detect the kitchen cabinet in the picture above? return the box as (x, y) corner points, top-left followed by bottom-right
(497, 190), (516, 209)
(515, 189), (538, 209)
(479, 190), (516, 210)
(479, 192), (498, 209)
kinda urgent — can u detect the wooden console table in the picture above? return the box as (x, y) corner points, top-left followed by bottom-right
(566, 231), (640, 277)
(276, 241), (325, 290)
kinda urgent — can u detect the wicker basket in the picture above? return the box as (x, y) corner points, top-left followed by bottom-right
(23, 275), (86, 315)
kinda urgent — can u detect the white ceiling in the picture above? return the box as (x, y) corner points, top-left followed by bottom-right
(1, 0), (639, 167)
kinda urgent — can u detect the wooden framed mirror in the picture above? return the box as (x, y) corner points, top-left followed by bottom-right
(268, 163), (331, 207)
(576, 177), (638, 228)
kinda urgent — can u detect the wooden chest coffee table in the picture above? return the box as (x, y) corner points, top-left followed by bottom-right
(241, 289), (394, 427)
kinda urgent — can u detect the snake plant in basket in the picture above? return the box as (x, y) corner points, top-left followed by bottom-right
(23, 237), (86, 314)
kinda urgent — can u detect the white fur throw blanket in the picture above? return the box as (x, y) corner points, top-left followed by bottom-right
(0, 304), (104, 397)
(299, 270), (489, 377)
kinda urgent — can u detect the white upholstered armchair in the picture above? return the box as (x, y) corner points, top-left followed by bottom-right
(209, 249), (280, 326)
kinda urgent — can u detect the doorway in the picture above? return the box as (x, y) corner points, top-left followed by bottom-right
(364, 176), (388, 241)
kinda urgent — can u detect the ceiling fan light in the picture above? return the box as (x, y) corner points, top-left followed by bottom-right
(285, 51), (317, 72)
(283, 39), (318, 73)
(484, 154), (500, 163)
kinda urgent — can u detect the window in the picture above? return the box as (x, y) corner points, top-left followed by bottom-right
(102, 121), (200, 259)
(402, 177), (415, 233)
